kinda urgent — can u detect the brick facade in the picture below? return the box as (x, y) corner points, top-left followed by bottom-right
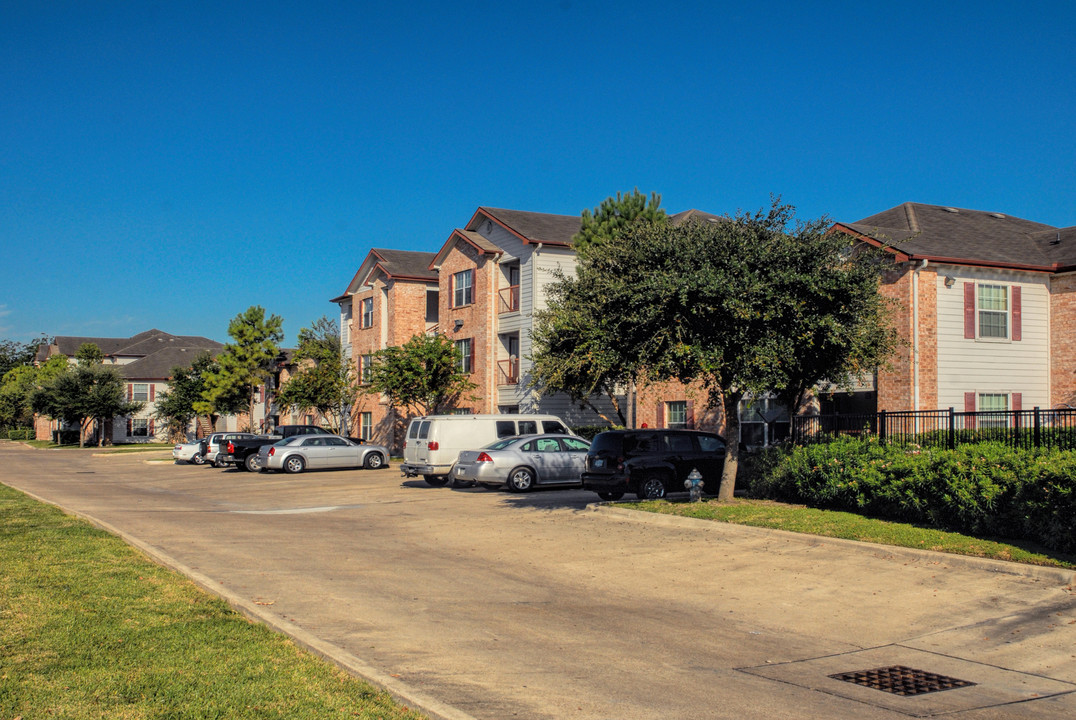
(1051, 273), (1076, 407)
(438, 241), (499, 413)
(876, 263), (939, 412)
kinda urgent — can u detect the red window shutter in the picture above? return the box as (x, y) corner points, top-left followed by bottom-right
(149, 384), (155, 401)
(148, 419), (155, 436)
(127, 383), (133, 401)
(963, 282), (976, 339)
(656, 401), (665, 428)
(685, 400), (695, 429)
(1012, 393), (1022, 411)
(964, 392), (977, 430)
(1011, 286), (1021, 341)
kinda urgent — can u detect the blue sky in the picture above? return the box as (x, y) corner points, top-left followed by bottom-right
(3, 1), (1074, 345)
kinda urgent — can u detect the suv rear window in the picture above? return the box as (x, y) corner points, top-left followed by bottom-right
(589, 432), (624, 454)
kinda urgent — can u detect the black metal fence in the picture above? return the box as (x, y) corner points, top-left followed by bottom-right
(791, 407), (1076, 451)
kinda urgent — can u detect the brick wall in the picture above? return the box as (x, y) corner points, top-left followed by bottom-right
(1051, 273), (1076, 407)
(634, 380), (725, 434)
(439, 242), (497, 413)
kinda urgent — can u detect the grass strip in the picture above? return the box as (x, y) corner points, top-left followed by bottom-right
(630, 498), (1076, 569)
(0, 483), (427, 720)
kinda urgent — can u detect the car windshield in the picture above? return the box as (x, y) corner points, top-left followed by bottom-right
(483, 438), (520, 451)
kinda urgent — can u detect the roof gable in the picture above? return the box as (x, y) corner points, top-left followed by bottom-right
(430, 229), (502, 270)
(466, 207), (580, 247)
(335, 248), (438, 300)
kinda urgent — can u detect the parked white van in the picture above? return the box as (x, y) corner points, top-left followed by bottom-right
(401, 414), (574, 486)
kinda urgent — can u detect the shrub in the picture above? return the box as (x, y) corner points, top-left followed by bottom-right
(6, 428), (33, 440)
(751, 438), (1076, 554)
(571, 424), (621, 441)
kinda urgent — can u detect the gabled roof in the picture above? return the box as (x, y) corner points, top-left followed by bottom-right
(117, 346), (217, 380)
(429, 229), (502, 270)
(466, 207), (581, 247)
(668, 208), (725, 226)
(40, 330), (223, 380)
(834, 202), (1076, 272)
(333, 248), (438, 302)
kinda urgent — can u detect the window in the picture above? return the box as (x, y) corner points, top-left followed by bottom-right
(666, 401), (687, 429)
(518, 420), (537, 435)
(130, 418), (148, 437)
(562, 437), (590, 452)
(453, 269), (474, 307)
(455, 338), (473, 373)
(978, 393), (1009, 429)
(496, 420), (517, 438)
(978, 284), (1008, 339)
(360, 354), (373, 384)
(131, 383), (149, 402)
(542, 420), (568, 434)
(663, 433), (694, 452)
(360, 412), (372, 441)
(360, 297), (374, 328)
(698, 435), (725, 453)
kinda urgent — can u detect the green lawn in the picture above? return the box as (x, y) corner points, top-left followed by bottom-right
(630, 498), (1076, 569)
(0, 483), (427, 720)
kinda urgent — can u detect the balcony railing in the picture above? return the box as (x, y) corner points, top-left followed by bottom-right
(499, 285), (520, 314)
(498, 358), (520, 385)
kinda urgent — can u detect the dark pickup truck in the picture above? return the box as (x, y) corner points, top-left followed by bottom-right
(219, 425), (360, 471)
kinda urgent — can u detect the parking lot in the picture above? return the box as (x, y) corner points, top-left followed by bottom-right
(2, 442), (1074, 719)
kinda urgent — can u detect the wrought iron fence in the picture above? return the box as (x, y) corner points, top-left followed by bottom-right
(790, 407), (1076, 451)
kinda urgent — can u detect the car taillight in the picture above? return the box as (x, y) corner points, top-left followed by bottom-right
(428, 441), (439, 450)
(476, 452), (492, 463)
(616, 456), (624, 472)
(268, 447), (275, 457)
(227, 441), (234, 453)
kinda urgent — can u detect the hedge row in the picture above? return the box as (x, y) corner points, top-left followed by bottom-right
(749, 437), (1076, 554)
(5, 428), (33, 441)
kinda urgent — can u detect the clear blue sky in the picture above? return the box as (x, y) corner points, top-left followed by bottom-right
(3, 1), (1074, 345)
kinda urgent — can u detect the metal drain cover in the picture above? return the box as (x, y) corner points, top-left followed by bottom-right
(829, 665), (976, 696)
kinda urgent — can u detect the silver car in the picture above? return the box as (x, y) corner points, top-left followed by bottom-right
(172, 439), (207, 465)
(453, 434), (591, 491)
(257, 434), (389, 474)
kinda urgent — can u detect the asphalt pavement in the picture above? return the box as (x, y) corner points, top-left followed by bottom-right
(1, 441), (1074, 719)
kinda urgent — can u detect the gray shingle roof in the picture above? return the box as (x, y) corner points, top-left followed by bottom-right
(370, 249), (438, 280)
(476, 207), (581, 246)
(44, 330), (223, 379)
(841, 202), (1076, 270)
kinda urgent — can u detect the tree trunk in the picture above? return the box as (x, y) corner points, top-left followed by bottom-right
(717, 391), (743, 501)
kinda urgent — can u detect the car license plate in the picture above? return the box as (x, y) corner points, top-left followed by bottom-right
(594, 458), (605, 468)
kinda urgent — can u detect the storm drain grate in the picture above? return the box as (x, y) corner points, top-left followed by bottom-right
(828, 665), (976, 696)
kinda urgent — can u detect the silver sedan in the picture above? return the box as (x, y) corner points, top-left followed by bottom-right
(453, 434), (591, 491)
(172, 439), (207, 465)
(257, 434), (389, 474)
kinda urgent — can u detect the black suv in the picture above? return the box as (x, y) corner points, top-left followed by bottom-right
(581, 429), (726, 501)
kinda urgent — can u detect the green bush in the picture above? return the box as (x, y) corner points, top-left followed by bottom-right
(751, 437), (1076, 554)
(571, 424), (621, 441)
(6, 428), (33, 440)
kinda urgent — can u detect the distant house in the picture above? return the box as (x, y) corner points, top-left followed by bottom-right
(34, 329), (223, 443)
(832, 202), (1076, 415)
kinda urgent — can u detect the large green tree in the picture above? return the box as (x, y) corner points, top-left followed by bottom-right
(31, 364), (143, 447)
(0, 356), (68, 429)
(276, 317), (356, 434)
(571, 188), (666, 256)
(548, 198), (897, 498)
(155, 351), (215, 441)
(365, 333), (476, 416)
(200, 306), (284, 432)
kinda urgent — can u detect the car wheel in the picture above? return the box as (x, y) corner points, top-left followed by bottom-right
(507, 467), (535, 492)
(423, 475), (450, 487)
(283, 455), (305, 474)
(363, 452), (385, 470)
(212, 457), (225, 468)
(191, 453), (205, 465)
(637, 475), (666, 500)
(244, 454), (262, 473)
(597, 491), (624, 501)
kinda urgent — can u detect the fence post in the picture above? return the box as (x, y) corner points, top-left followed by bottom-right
(948, 407), (955, 450)
(879, 409), (887, 444)
(1034, 407), (1041, 449)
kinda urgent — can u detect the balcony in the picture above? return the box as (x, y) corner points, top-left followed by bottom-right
(498, 358), (520, 385)
(498, 285), (520, 314)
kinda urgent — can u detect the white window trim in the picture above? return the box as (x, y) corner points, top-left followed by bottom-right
(975, 283), (1010, 343)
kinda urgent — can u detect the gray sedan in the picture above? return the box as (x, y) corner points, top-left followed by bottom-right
(453, 434), (591, 491)
(257, 434), (389, 474)
(172, 439), (207, 465)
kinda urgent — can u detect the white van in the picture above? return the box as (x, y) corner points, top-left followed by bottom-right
(401, 414), (573, 486)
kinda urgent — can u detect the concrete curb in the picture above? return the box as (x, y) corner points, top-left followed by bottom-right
(11, 485), (478, 720)
(588, 503), (1076, 587)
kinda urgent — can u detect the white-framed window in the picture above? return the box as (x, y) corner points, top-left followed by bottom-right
(360, 412), (372, 441)
(978, 392), (1009, 429)
(130, 418), (149, 437)
(360, 297), (374, 328)
(978, 284), (1008, 339)
(131, 383), (149, 402)
(360, 355), (372, 384)
(453, 269), (474, 307)
(666, 401), (687, 429)
(455, 338), (473, 373)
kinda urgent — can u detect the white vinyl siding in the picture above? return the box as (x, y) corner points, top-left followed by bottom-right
(936, 268), (1049, 411)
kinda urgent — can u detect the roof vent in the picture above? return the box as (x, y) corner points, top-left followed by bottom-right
(943, 207), (959, 213)
(989, 213), (1006, 219)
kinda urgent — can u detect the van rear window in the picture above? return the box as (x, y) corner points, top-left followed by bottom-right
(408, 422), (421, 439)
(418, 421), (431, 439)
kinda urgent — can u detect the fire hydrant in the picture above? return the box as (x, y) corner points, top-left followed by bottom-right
(684, 468), (704, 502)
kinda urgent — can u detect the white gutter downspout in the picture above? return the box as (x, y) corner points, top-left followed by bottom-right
(912, 259), (929, 412)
